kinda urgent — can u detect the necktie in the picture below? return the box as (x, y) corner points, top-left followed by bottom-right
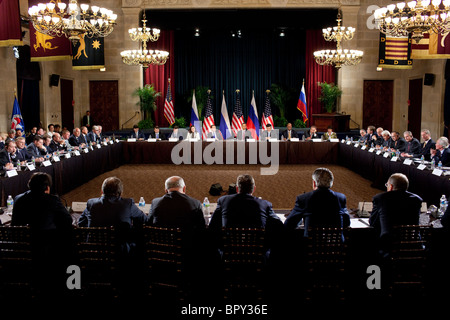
(288, 131), (291, 139)
(423, 141), (427, 148)
(156, 133), (159, 139)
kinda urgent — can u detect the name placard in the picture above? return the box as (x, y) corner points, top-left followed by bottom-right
(346, 141), (352, 145)
(432, 169), (443, 176)
(290, 138), (299, 142)
(361, 146), (367, 150)
(381, 151), (388, 157)
(368, 148), (375, 153)
(53, 156), (60, 162)
(354, 143), (359, 148)
(42, 160), (52, 167)
(74, 150), (80, 156)
(312, 139), (322, 142)
(127, 138), (136, 142)
(147, 138), (157, 142)
(109, 140), (113, 144)
(391, 156), (398, 162)
(246, 139), (256, 142)
(168, 138), (178, 142)
(96, 144), (101, 149)
(65, 153), (71, 159)
(417, 164), (426, 170)
(6, 169), (18, 177)
(330, 139), (339, 142)
(84, 148), (89, 153)
(102, 142), (108, 146)
(403, 159), (413, 165)
(206, 138), (216, 142)
(26, 163), (35, 171)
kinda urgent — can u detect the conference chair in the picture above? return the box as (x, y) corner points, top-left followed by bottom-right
(387, 225), (432, 301)
(221, 227), (266, 302)
(74, 226), (118, 298)
(142, 226), (185, 301)
(0, 225), (33, 299)
(304, 227), (348, 304)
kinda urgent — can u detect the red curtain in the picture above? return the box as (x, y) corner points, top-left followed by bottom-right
(0, 0), (22, 47)
(144, 30), (175, 127)
(305, 29), (336, 126)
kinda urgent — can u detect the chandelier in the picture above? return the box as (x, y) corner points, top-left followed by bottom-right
(314, 11), (363, 69)
(28, 0), (117, 44)
(374, 0), (450, 43)
(121, 11), (169, 68)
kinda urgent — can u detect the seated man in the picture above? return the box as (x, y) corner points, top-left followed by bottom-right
(322, 126), (337, 141)
(26, 135), (46, 161)
(26, 126), (38, 144)
(281, 123), (298, 141)
(379, 130), (392, 149)
(207, 125), (223, 140)
(209, 174), (284, 255)
(401, 131), (422, 157)
(11, 172), (73, 294)
(169, 125), (183, 140)
(149, 126), (166, 140)
(68, 127), (86, 148)
(87, 125), (101, 144)
(78, 177), (148, 252)
(369, 173), (422, 257)
(304, 125), (320, 140)
(371, 127), (384, 146)
(0, 139), (18, 169)
(130, 124), (145, 140)
(49, 132), (66, 153)
(358, 129), (368, 143)
(284, 167), (350, 236)
(390, 131), (406, 151)
(61, 129), (75, 150)
(261, 124), (278, 141)
(236, 123), (252, 141)
(14, 137), (31, 161)
(430, 136), (450, 166)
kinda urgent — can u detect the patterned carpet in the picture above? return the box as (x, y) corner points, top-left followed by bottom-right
(62, 164), (382, 212)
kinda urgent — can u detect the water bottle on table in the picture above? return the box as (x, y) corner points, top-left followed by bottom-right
(139, 197), (145, 207)
(439, 195), (448, 218)
(6, 195), (14, 214)
(203, 197), (210, 218)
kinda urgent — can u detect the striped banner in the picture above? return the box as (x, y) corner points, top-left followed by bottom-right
(411, 31), (450, 59)
(378, 33), (412, 69)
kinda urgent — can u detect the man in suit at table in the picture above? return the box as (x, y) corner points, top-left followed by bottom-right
(401, 130), (422, 157)
(430, 136), (450, 166)
(169, 125), (183, 140)
(236, 123), (252, 140)
(390, 131), (406, 151)
(68, 127), (86, 148)
(304, 125), (320, 140)
(0, 139), (18, 169)
(149, 126), (166, 140)
(87, 125), (102, 144)
(14, 137), (31, 161)
(402, 129), (435, 160)
(26, 135), (46, 161)
(369, 173), (422, 258)
(284, 167), (350, 236)
(261, 123), (278, 141)
(129, 124), (145, 140)
(281, 123), (298, 141)
(80, 126), (89, 145)
(209, 174), (284, 256)
(207, 125), (223, 140)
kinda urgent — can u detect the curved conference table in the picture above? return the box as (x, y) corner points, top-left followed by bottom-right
(0, 140), (449, 207)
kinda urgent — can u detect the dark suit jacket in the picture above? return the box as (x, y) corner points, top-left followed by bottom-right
(149, 131), (167, 140)
(209, 193), (284, 253)
(207, 131), (223, 140)
(432, 147), (450, 166)
(82, 115), (94, 127)
(69, 134), (84, 147)
(369, 190), (422, 255)
(26, 143), (46, 158)
(381, 138), (393, 148)
(281, 129), (298, 140)
(284, 188), (350, 236)
(404, 138), (422, 155)
(16, 148), (30, 161)
(87, 131), (101, 144)
(236, 129), (252, 141)
(0, 148), (18, 167)
(129, 130), (145, 140)
(390, 138), (406, 151)
(261, 130), (278, 141)
(416, 139), (435, 160)
(305, 130), (320, 140)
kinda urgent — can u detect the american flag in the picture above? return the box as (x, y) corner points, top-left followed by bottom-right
(201, 91), (214, 140)
(164, 79), (175, 125)
(262, 91), (274, 130)
(231, 90), (244, 136)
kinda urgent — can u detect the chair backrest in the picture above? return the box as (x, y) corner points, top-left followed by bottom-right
(143, 226), (182, 266)
(0, 225), (32, 262)
(74, 226), (115, 264)
(221, 227), (266, 265)
(390, 225), (431, 259)
(306, 227), (347, 258)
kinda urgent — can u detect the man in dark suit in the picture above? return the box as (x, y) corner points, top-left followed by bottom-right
(68, 127), (86, 148)
(129, 124), (145, 140)
(87, 125), (101, 144)
(390, 131), (406, 151)
(304, 125), (320, 140)
(401, 130), (422, 156)
(369, 173), (422, 257)
(284, 167), (350, 236)
(380, 130), (393, 149)
(26, 126), (38, 145)
(169, 125), (183, 140)
(236, 123), (252, 140)
(80, 126), (89, 145)
(14, 137), (31, 161)
(209, 174), (284, 254)
(430, 136), (450, 166)
(82, 110), (93, 129)
(0, 139), (18, 169)
(49, 132), (66, 153)
(206, 125), (223, 140)
(281, 123), (298, 141)
(11, 172), (73, 296)
(149, 126), (166, 140)
(261, 124), (278, 141)
(26, 135), (46, 161)
(401, 129), (435, 160)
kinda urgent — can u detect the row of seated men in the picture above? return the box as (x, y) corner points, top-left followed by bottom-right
(0, 125), (108, 170)
(357, 126), (450, 166)
(129, 123), (337, 141)
(4, 169), (449, 300)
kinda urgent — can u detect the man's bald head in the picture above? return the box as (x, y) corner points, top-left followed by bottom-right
(165, 176), (186, 193)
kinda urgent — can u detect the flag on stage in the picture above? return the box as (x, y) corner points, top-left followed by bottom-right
(202, 91), (214, 140)
(164, 79), (175, 125)
(29, 0), (72, 62)
(261, 91), (274, 130)
(190, 90), (201, 134)
(11, 96), (25, 135)
(72, 35), (105, 70)
(231, 90), (244, 137)
(297, 81), (308, 123)
(411, 31), (450, 59)
(0, 0), (23, 47)
(219, 92), (232, 140)
(378, 32), (412, 69)
(247, 91), (260, 140)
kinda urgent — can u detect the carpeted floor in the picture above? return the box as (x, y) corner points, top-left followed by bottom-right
(62, 164), (382, 212)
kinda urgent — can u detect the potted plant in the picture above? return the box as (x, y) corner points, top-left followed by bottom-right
(317, 82), (342, 113)
(133, 84), (161, 124)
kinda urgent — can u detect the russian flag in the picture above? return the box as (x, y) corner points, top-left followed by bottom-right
(246, 91), (259, 140)
(219, 92), (232, 139)
(297, 82), (308, 123)
(190, 90), (201, 133)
